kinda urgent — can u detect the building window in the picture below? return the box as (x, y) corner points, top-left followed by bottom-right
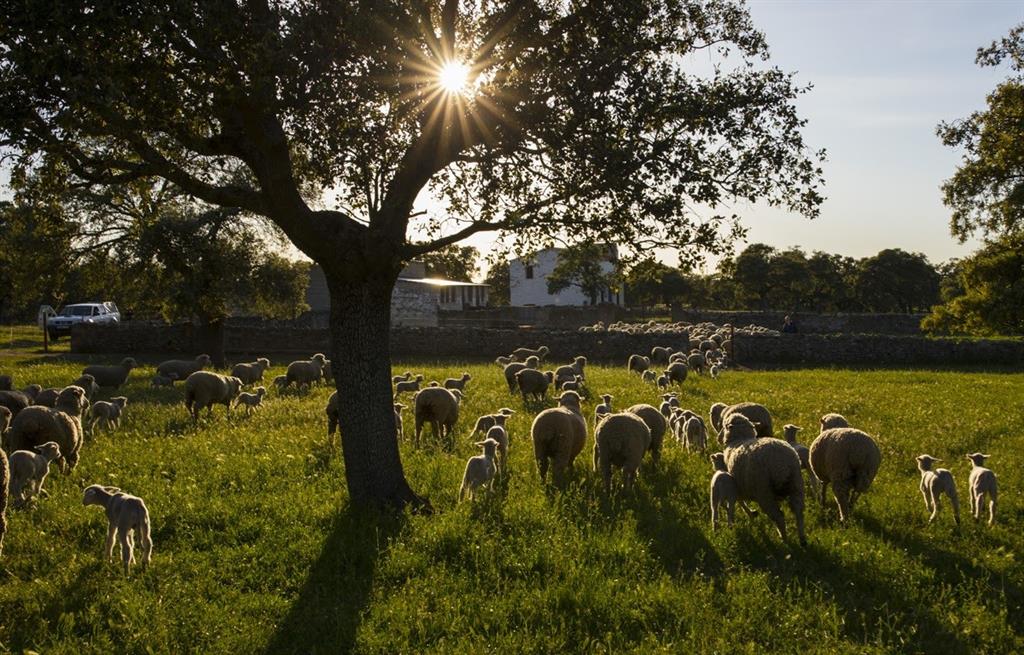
(525, 265), (534, 279)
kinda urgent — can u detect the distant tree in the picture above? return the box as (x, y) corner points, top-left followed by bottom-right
(0, 201), (75, 321)
(732, 243), (777, 309)
(420, 245), (480, 282)
(482, 253), (510, 307)
(923, 233), (1024, 335)
(546, 244), (621, 305)
(625, 258), (673, 308)
(854, 249), (940, 313)
(766, 247), (812, 310)
(805, 251), (858, 312)
(938, 23), (1024, 241)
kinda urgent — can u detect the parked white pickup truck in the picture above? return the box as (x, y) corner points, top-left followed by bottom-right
(46, 302), (120, 339)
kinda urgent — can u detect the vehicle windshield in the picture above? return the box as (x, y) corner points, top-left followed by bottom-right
(59, 306), (94, 317)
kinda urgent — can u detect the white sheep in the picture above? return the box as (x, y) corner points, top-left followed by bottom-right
(593, 412), (651, 492)
(458, 439), (499, 501)
(392, 371), (413, 385)
(916, 454), (960, 525)
(656, 375), (668, 390)
(71, 374), (101, 402)
(494, 356), (512, 367)
(966, 453), (997, 525)
(151, 374), (175, 387)
(184, 372), (243, 423)
(650, 346), (673, 364)
(628, 354), (651, 376)
(709, 364), (720, 379)
(285, 354), (327, 391)
(709, 452), (737, 530)
(515, 368), (554, 402)
(82, 357), (138, 388)
(156, 354), (211, 382)
(8, 441), (61, 507)
(559, 375), (585, 393)
(511, 345), (549, 362)
(471, 408), (515, 436)
(554, 356), (587, 385)
(394, 374), (425, 396)
(443, 372), (472, 392)
(783, 424), (817, 497)
(641, 370), (656, 384)
(234, 387), (267, 416)
(819, 413), (850, 431)
(272, 375), (288, 392)
(414, 386), (460, 449)
(664, 362), (688, 385)
(6, 385), (87, 473)
(231, 358), (271, 385)
(485, 424), (510, 471)
(82, 485), (153, 575)
(808, 427), (881, 521)
(710, 402), (773, 439)
(626, 403), (666, 464)
(394, 402), (405, 440)
(594, 394), (613, 425)
(89, 396), (128, 432)
(531, 401), (587, 488)
(683, 414), (708, 453)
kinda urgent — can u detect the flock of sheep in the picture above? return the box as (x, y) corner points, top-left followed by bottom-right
(0, 333), (1002, 576)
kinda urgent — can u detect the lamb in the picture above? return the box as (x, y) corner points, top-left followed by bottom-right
(494, 356), (513, 367)
(394, 403), (405, 440)
(7, 441), (61, 507)
(658, 393), (679, 419)
(458, 439), (499, 501)
(709, 364), (720, 379)
(392, 371), (413, 385)
(285, 353), (327, 391)
(559, 375), (585, 393)
(808, 427), (881, 521)
(71, 374), (101, 402)
(156, 354), (212, 382)
(593, 412), (651, 492)
(626, 403), (666, 464)
(231, 358), (271, 385)
(151, 374), (175, 387)
(272, 375), (288, 392)
(82, 485), (153, 575)
(709, 452), (738, 530)
(183, 371), (243, 423)
(710, 402), (773, 439)
(485, 424), (510, 471)
(721, 413), (806, 546)
(82, 357), (138, 388)
(90, 397), (128, 432)
(471, 408), (515, 436)
(966, 453), (997, 525)
(819, 413), (850, 430)
(656, 375), (669, 390)
(443, 372), (472, 392)
(683, 414), (709, 452)
(554, 356), (587, 384)
(394, 374), (425, 395)
(233, 387), (267, 416)
(628, 354), (651, 375)
(511, 345), (549, 362)
(6, 385), (87, 473)
(641, 370), (656, 384)
(915, 455), (960, 525)
(594, 394), (614, 425)
(515, 368), (554, 402)
(664, 361), (688, 385)
(783, 424), (818, 496)
(414, 386), (461, 449)
(531, 401), (587, 487)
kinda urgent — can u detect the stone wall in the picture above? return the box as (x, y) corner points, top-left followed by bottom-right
(669, 308), (926, 335)
(72, 322), (1024, 368)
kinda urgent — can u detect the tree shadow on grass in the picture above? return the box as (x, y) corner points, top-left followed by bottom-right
(263, 507), (404, 655)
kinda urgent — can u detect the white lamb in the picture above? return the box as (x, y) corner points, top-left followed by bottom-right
(82, 485), (153, 575)
(234, 387), (267, 416)
(966, 453), (998, 525)
(916, 455), (960, 526)
(458, 439), (499, 501)
(709, 452), (737, 530)
(89, 397), (128, 432)
(8, 441), (62, 507)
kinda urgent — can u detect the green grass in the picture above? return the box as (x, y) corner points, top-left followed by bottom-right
(0, 323), (70, 354)
(0, 353), (1022, 654)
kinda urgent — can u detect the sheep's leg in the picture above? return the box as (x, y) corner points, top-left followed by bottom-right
(601, 460), (613, 493)
(710, 498), (718, 531)
(104, 525), (117, 561)
(928, 489), (941, 523)
(760, 500), (788, 542)
(140, 519), (153, 571)
(119, 530), (134, 575)
(726, 501), (735, 527)
(832, 481), (852, 522)
(623, 465), (637, 492)
(537, 457), (549, 484)
(819, 481), (829, 508)
(738, 501), (758, 517)
(920, 484), (933, 514)
(989, 493), (997, 525)
(788, 493), (807, 546)
(970, 489), (980, 521)
(948, 490), (961, 525)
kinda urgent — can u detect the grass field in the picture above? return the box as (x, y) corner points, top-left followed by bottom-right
(0, 350), (1022, 654)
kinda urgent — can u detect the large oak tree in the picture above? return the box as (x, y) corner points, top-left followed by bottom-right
(1, 0), (823, 508)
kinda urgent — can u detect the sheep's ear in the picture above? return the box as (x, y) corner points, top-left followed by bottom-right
(104, 486), (122, 493)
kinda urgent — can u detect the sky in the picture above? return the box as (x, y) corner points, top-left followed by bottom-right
(447, 0), (1024, 275)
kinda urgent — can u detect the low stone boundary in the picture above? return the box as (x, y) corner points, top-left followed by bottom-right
(669, 308), (926, 335)
(71, 323), (1023, 368)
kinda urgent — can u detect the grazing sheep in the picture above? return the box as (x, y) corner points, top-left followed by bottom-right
(656, 375), (669, 390)
(641, 370), (656, 384)
(90, 397), (128, 432)
(808, 427), (882, 522)
(392, 371), (413, 385)
(966, 453), (998, 525)
(915, 455), (960, 525)
(156, 354), (212, 382)
(151, 374), (175, 388)
(819, 413), (850, 431)
(554, 356), (587, 384)
(82, 485), (153, 575)
(709, 452), (738, 530)
(414, 386), (461, 449)
(651, 346), (673, 365)
(559, 375), (585, 393)
(524, 355), (541, 369)
(184, 372), (243, 423)
(285, 354), (327, 391)
(471, 408), (515, 436)
(557, 390), (583, 413)
(82, 357), (138, 389)
(234, 387), (267, 416)
(515, 368), (554, 402)
(272, 375), (288, 392)
(658, 393), (678, 419)
(32, 387), (62, 408)
(71, 374), (101, 402)
(686, 352), (705, 375)
(683, 414), (709, 452)
(669, 351), (687, 364)
(783, 424), (817, 497)
(664, 362), (688, 385)
(8, 441), (61, 507)
(593, 412), (651, 492)
(21, 384), (41, 403)
(231, 358), (271, 385)
(485, 424), (510, 471)
(6, 386), (87, 473)
(494, 356), (513, 367)
(394, 403), (405, 440)
(709, 364), (720, 379)
(444, 372), (472, 392)
(0, 374), (10, 391)
(459, 439), (499, 501)
(722, 413), (806, 546)
(593, 395), (613, 426)
(511, 345), (549, 362)
(531, 402), (587, 488)
(628, 354), (651, 375)
(710, 402), (773, 439)
(0, 390), (32, 417)
(626, 404), (666, 464)
(394, 374), (425, 395)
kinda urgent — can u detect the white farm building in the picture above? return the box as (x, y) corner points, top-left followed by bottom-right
(509, 246), (624, 307)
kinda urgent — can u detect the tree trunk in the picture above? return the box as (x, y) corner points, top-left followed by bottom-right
(327, 274), (430, 511)
(196, 318), (227, 369)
